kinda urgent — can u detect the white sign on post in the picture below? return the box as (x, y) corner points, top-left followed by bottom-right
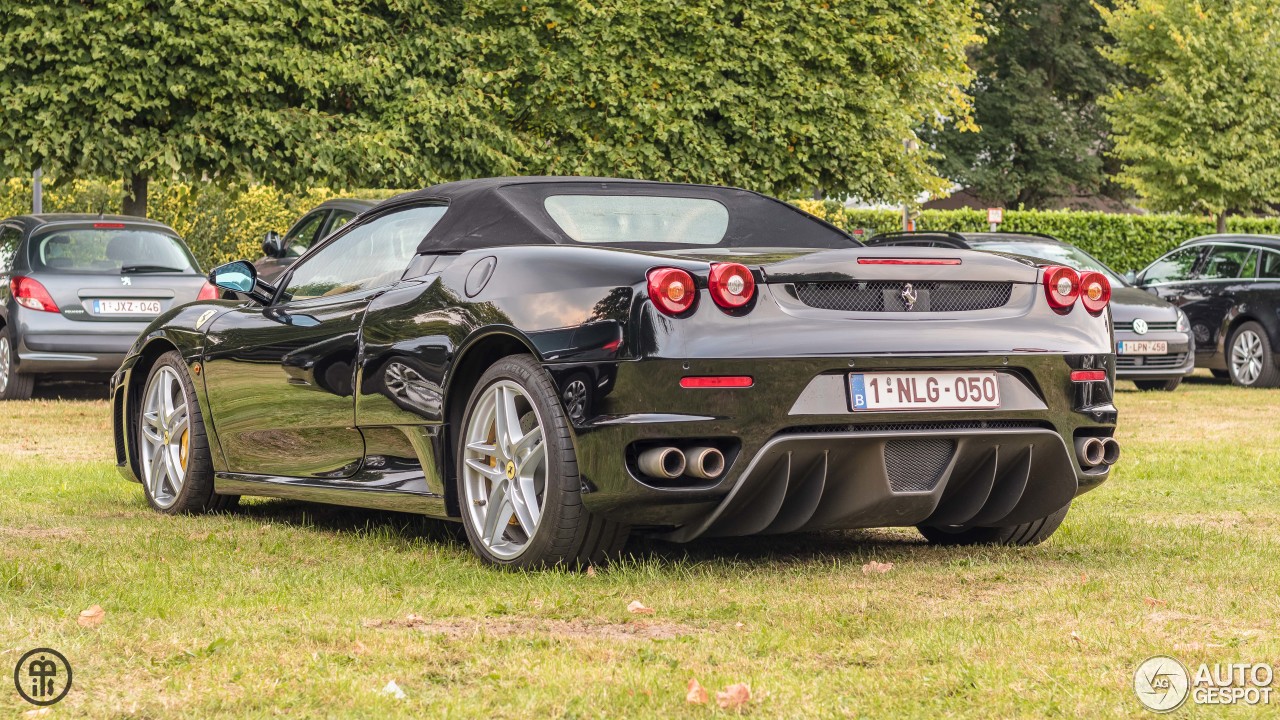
(987, 207), (1003, 232)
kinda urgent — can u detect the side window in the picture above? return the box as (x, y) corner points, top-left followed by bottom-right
(283, 211), (329, 258)
(1199, 245), (1254, 280)
(283, 205), (447, 302)
(0, 226), (20, 274)
(1141, 247), (1203, 284)
(1261, 250), (1280, 279)
(1238, 250), (1258, 279)
(327, 211), (356, 234)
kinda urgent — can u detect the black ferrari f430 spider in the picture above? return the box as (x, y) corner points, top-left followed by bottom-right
(110, 178), (1119, 568)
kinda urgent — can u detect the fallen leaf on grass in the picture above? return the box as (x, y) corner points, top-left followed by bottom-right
(24, 709), (51, 717)
(735, 621), (746, 631)
(861, 561), (894, 575)
(685, 678), (708, 705)
(1143, 597), (1167, 608)
(627, 600), (654, 615)
(716, 682), (752, 709)
(1070, 631), (1085, 645)
(381, 680), (406, 700)
(586, 565), (597, 577)
(77, 604), (105, 628)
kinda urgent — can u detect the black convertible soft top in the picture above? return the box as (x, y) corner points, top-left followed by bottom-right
(384, 177), (856, 253)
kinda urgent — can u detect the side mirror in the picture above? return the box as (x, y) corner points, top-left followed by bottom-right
(262, 231), (285, 259)
(209, 260), (275, 304)
(1124, 270), (1138, 285)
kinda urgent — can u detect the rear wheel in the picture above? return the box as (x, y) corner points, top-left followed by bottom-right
(0, 326), (35, 400)
(137, 352), (238, 513)
(457, 355), (627, 569)
(918, 503), (1070, 547)
(1227, 322), (1280, 388)
(1134, 378), (1181, 392)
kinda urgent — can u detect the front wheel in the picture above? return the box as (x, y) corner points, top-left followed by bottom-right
(457, 355), (627, 569)
(1134, 378), (1181, 392)
(918, 503), (1070, 547)
(1227, 322), (1280, 388)
(137, 352), (238, 513)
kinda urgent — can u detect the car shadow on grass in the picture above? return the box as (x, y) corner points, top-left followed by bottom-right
(232, 498), (467, 546)
(34, 380), (110, 400)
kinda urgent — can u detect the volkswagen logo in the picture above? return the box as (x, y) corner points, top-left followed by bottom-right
(900, 283), (918, 311)
(1132, 318), (1149, 335)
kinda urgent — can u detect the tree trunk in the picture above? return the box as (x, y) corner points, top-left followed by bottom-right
(1215, 211), (1227, 234)
(121, 173), (149, 217)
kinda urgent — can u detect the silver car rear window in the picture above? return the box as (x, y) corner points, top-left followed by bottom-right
(543, 195), (730, 245)
(29, 228), (198, 274)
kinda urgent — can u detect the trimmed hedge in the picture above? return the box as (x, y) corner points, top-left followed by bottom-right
(6, 179), (1280, 273)
(792, 200), (1280, 272)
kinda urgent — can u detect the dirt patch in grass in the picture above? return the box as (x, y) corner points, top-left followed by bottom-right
(364, 614), (702, 641)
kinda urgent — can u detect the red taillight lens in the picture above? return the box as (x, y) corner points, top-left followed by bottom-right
(1078, 271), (1111, 315)
(707, 262), (755, 310)
(10, 276), (60, 313)
(646, 267), (696, 316)
(1042, 265), (1079, 313)
(1070, 370), (1107, 383)
(680, 376), (754, 388)
(197, 282), (220, 301)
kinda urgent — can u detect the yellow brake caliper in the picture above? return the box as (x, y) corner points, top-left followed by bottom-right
(179, 428), (190, 470)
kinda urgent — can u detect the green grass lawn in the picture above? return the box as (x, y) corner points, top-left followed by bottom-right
(2, 373), (1278, 718)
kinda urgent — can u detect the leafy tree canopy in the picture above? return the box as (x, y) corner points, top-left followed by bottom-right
(928, 0), (1121, 208)
(1101, 0), (1280, 229)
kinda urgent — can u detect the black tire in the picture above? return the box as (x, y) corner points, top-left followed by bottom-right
(918, 503), (1070, 547)
(1210, 369), (1230, 380)
(1134, 378), (1181, 392)
(456, 355), (627, 569)
(1226, 321), (1280, 388)
(0, 325), (35, 400)
(138, 352), (239, 514)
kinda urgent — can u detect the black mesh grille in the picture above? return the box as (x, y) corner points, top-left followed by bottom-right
(794, 281), (1012, 312)
(786, 420), (1050, 434)
(1116, 352), (1188, 368)
(884, 439), (955, 492)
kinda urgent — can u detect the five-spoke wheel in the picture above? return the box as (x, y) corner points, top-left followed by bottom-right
(1227, 322), (1279, 388)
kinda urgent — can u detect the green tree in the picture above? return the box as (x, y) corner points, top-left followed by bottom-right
(1101, 0), (1280, 231)
(928, 0), (1122, 207)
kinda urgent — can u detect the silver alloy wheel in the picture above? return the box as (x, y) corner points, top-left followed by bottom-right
(0, 335), (10, 394)
(563, 378), (589, 422)
(140, 366), (191, 509)
(1231, 329), (1265, 385)
(462, 380), (548, 559)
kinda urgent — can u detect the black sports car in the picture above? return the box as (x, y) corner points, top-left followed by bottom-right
(1137, 234), (1280, 387)
(109, 178), (1119, 568)
(869, 231), (1195, 391)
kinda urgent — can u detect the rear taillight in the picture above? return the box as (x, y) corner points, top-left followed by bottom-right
(197, 282), (220, 301)
(647, 267), (696, 316)
(1042, 265), (1079, 313)
(1078, 271), (1111, 315)
(10, 276), (60, 313)
(707, 262), (755, 310)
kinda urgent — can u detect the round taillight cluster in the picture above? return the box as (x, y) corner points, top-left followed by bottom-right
(708, 262), (755, 309)
(646, 267), (696, 316)
(1042, 265), (1110, 316)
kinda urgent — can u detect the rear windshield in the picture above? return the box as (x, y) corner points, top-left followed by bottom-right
(544, 195), (730, 245)
(29, 228), (198, 274)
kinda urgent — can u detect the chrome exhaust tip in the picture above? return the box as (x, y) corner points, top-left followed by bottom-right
(1074, 437), (1105, 467)
(684, 446), (726, 480)
(638, 446), (686, 479)
(1101, 438), (1121, 465)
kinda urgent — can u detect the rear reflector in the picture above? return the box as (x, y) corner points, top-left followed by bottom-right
(93, 222), (127, 229)
(680, 376), (753, 389)
(857, 258), (962, 266)
(1070, 370), (1107, 383)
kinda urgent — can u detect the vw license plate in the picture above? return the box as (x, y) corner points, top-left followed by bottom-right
(1117, 341), (1167, 355)
(849, 371), (1000, 411)
(93, 299), (162, 315)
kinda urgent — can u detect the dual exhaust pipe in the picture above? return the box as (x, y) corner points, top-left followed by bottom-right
(1075, 436), (1121, 469)
(638, 445), (726, 481)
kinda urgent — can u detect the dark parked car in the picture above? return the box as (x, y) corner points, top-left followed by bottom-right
(870, 232), (1195, 391)
(110, 177), (1119, 569)
(254, 198), (377, 283)
(0, 214), (214, 400)
(1136, 234), (1280, 387)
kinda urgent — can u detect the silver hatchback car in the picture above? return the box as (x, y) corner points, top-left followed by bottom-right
(0, 214), (213, 399)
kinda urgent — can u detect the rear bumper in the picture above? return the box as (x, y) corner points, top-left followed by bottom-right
(565, 353), (1116, 539)
(13, 310), (146, 374)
